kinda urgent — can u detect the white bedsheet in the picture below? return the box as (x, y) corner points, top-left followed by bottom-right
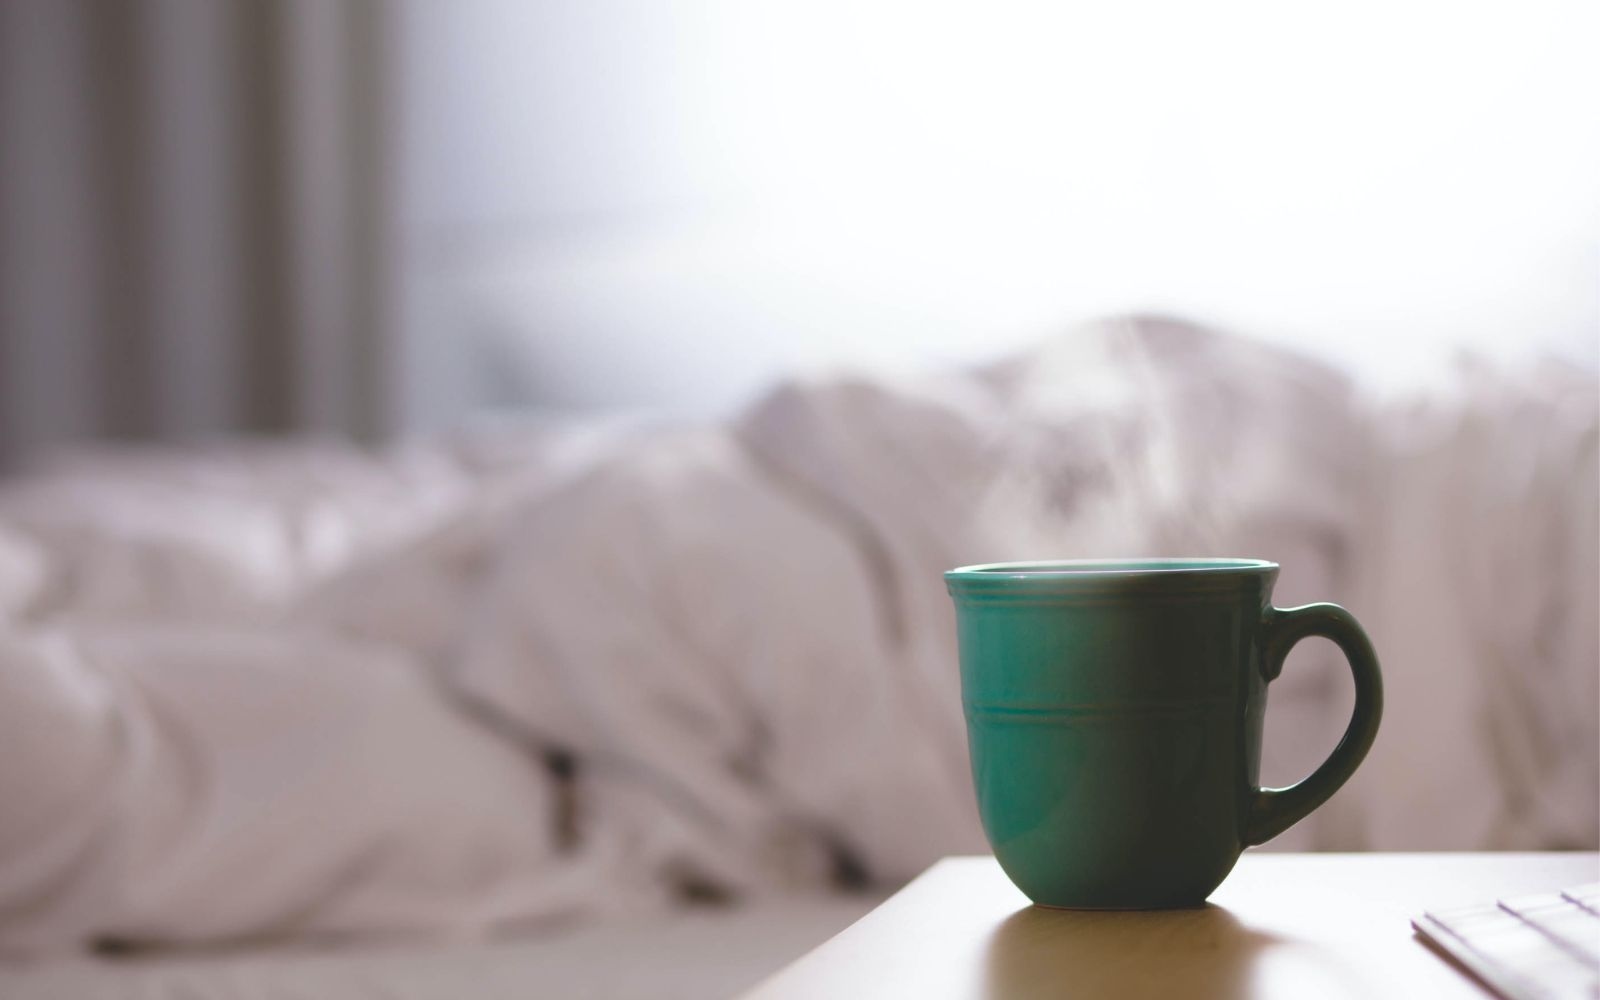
(0, 894), (880, 1000)
(0, 317), (1592, 956)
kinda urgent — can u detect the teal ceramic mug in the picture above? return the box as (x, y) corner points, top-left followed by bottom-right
(945, 559), (1382, 909)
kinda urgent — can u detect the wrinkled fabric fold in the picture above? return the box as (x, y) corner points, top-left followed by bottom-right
(0, 318), (1592, 952)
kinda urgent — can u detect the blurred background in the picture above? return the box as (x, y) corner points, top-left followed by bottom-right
(1, 0), (1596, 467)
(0, 0), (1595, 988)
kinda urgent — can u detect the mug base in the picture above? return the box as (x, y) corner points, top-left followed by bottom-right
(1031, 898), (1210, 912)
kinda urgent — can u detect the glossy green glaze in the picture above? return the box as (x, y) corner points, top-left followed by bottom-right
(945, 559), (1382, 909)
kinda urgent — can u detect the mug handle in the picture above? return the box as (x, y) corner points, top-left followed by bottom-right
(1245, 603), (1384, 846)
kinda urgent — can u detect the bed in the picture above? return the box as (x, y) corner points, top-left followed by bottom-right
(0, 894), (879, 999)
(0, 316), (1593, 985)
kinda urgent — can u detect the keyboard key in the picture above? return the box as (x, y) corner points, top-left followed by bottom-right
(1416, 883), (1600, 1000)
(1564, 885), (1600, 916)
(1518, 908), (1600, 965)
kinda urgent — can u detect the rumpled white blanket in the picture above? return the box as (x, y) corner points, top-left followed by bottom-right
(0, 317), (1593, 954)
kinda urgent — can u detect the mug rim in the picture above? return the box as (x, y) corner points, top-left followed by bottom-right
(946, 558), (1278, 581)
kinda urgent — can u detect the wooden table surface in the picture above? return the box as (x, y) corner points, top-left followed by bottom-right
(742, 853), (1600, 999)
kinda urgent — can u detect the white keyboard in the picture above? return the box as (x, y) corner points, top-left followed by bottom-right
(1414, 883), (1600, 1000)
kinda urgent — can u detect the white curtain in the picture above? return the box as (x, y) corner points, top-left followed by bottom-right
(0, 0), (393, 470)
